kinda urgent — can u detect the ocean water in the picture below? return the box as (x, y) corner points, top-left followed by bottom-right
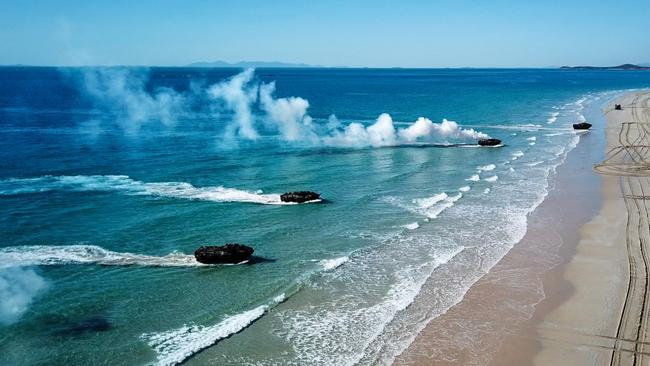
(1, 67), (649, 365)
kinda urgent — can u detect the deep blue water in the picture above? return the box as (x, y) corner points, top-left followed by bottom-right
(1, 67), (649, 365)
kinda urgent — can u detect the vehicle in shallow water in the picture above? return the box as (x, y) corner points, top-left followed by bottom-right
(573, 122), (592, 130)
(478, 138), (502, 146)
(194, 244), (254, 264)
(280, 191), (321, 203)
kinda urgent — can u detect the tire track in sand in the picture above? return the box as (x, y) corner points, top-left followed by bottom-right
(595, 92), (650, 366)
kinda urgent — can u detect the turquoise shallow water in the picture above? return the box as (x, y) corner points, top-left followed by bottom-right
(1, 67), (650, 365)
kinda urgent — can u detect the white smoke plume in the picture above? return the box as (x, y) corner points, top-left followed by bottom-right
(324, 113), (488, 147)
(324, 113), (397, 147)
(73, 68), (490, 146)
(79, 68), (186, 134)
(0, 267), (47, 325)
(208, 68), (259, 140)
(398, 117), (488, 142)
(258, 81), (318, 142)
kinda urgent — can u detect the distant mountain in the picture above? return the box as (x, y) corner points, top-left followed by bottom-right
(560, 64), (650, 70)
(639, 62), (650, 67)
(186, 60), (318, 68)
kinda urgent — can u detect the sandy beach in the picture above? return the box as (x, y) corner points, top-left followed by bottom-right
(396, 90), (650, 365)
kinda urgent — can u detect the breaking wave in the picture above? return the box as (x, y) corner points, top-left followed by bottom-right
(0, 175), (308, 205)
(284, 244), (467, 365)
(384, 192), (463, 220)
(142, 294), (286, 366)
(402, 222), (420, 230)
(319, 256), (350, 271)
(511, 151), (524, 160)
(477, 164), (496, 172)
(412, 193), (463, 219)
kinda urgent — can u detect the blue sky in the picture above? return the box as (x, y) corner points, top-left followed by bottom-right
(1, 0), (649, 67)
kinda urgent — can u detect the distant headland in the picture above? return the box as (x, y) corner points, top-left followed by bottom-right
(560, 63), (650, 70)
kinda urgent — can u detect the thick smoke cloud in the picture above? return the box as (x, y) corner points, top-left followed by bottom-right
(79, 68), (186, 134)
(0, 267), (47, 325)
(258, 81), (317, 142)
(323, 114), (488, 147)
(208, 68), (259, 140)
(74, 68), (489, 146)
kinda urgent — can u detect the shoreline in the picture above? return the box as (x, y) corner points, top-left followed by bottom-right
(395, 90), (650, 365)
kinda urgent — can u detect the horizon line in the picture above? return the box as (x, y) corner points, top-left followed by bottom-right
(0, 64), (636, 69)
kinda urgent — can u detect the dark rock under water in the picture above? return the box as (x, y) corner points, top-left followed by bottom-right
(194, 244), (254, 264)
(42, 315), (111, 337)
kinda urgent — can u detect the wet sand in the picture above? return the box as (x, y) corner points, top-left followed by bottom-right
(395, 91), (650, 365)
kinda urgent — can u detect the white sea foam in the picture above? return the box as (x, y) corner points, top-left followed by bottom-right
(526, 161), (544, 167)
(276, 245), (464, 366)
(478, 124), (544, 132)
(413, 193), (447, 208)
(403, 222), (420, 230)
(484, 175), (498, 182)
(458, 186), (470, 192)
(544, 132), (568, 137)
(483, 188), (491, 194)
(0, 245), (215, 268)
(466, 174), (480, 182)
(142, 294), (286, 366)
(0, 175), (310, 205)
(527, 136), (537, 141)
(477, 164), (496, 172)
(547, 112), (559, 124)
(385, 192), (462, 220)
(319, 257), (349, 271)
(511, 151), (524, 160)
(529, 142), (536, 146)
(412, 192), (462, 219)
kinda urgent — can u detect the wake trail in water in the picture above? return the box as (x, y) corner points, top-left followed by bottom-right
(142, 254), (351, 365)
(0, 245), (215, 268)
(143, 293), (287, 366)
(0, 175), (308, 205)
